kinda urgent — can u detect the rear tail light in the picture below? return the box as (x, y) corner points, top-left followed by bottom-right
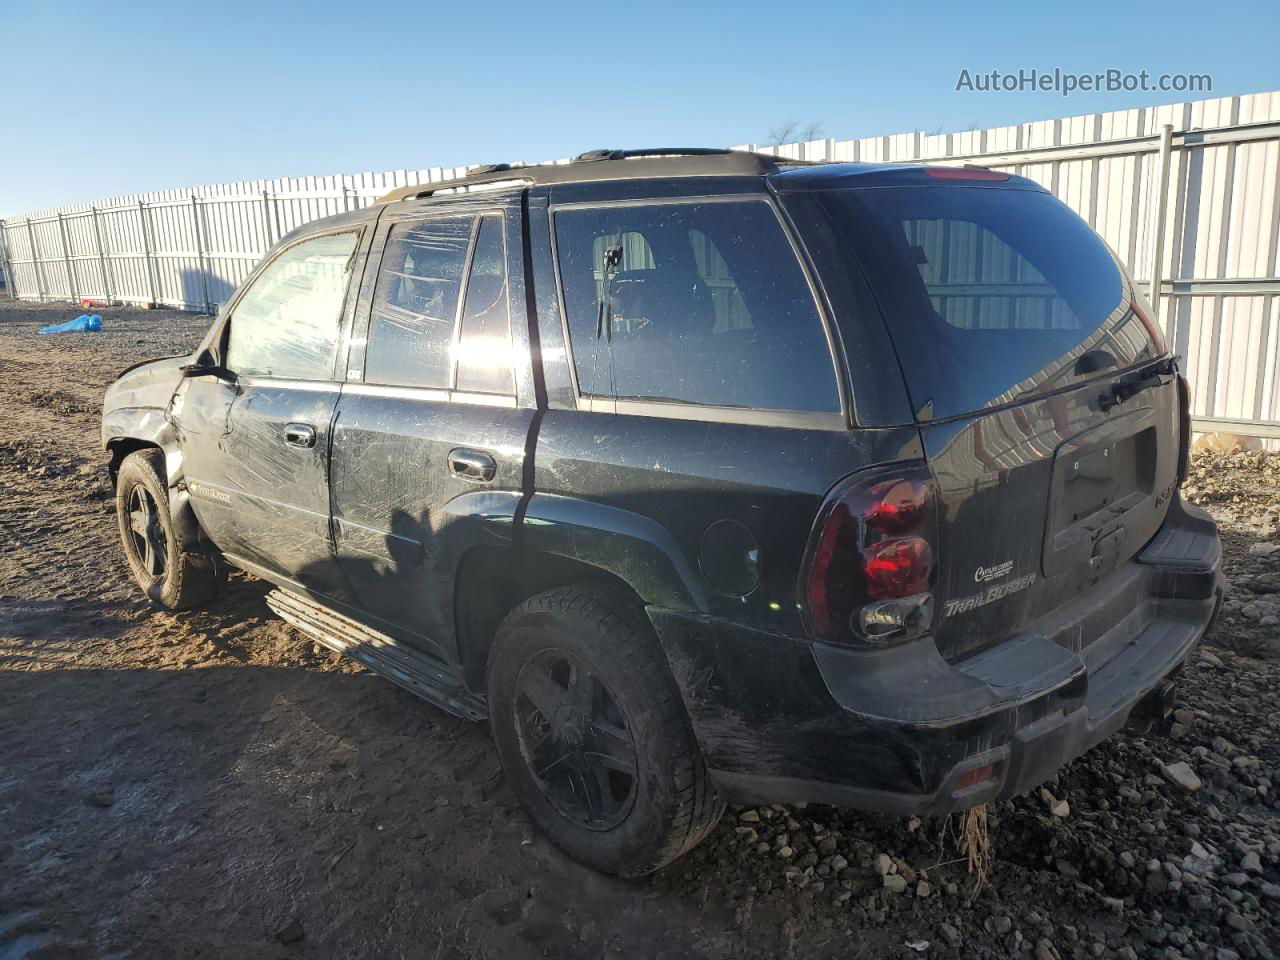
(1176, 372), (1191, 487)
(800, 464), (938, 647)
(1129, 293), (1168, 355)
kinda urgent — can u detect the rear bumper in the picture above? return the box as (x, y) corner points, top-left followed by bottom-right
(650, 495), (1223, 814)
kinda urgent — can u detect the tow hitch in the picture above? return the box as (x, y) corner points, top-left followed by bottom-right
(1129, 672), (1179, 732)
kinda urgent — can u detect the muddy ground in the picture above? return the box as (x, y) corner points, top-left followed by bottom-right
(1, 300), (1277, 960)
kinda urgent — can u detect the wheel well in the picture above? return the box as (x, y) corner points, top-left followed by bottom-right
(455, 546), (641, 693)
(107, 439), (163, 488)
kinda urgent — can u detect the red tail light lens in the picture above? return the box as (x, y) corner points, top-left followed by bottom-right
(863, 538), (933, 598)
(863, 478), (929, 533)
(800, 464), (938, 647)
(1129, 295), (1168, 355)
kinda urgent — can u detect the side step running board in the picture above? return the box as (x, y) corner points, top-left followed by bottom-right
(266, 589), (487, 722)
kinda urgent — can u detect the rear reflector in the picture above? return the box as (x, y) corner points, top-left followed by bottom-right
(953, 763), (999, 791)
(924, 166), (1010, 181)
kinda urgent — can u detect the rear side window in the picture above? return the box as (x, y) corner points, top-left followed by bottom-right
(554, 201), (839, 413)
(455, 216), (513, 395)
(366, 216), (474, 389)
(819, 186), (1160, 419)
(227, 231), (357, 380)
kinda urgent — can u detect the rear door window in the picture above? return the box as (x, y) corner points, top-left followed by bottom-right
(554, 200), (839, 413)
(366, 216), (474, 389)
(818, 186), (1162, 419)
(455, 216), (514, 395)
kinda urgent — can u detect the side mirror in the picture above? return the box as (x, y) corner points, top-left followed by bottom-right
(182, 350), (235, 381)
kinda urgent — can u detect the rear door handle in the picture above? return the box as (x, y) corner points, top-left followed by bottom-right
(448, 448), (496, 482)
(284, 423), (316, 448)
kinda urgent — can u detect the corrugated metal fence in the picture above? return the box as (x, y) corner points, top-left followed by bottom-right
(2, 90), (1279, 438)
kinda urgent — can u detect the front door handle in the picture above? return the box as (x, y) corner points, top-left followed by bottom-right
(284, 423), (316, 448)
(448, 448), (496, 482)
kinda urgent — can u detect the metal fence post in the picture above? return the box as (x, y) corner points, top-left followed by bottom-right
(56, 211), (77, 301)
(90, 206), (113, 302)
(138, 200), (158, 307)
(260, 189), (274, 250)
(26, 220), (45, 301)
(0, 222), (18, 300)
(191, 195), (211, 313)
(1148, 123), (1175, 327)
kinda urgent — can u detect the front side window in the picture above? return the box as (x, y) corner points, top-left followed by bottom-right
(366, 216), (474, 389)
(554, 200), (839, 412)
(226, 231), (358, 379)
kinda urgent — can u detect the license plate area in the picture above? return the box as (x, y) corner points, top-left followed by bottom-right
(1043, 411), (1157, 579)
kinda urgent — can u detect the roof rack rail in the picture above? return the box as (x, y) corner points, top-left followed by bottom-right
(574, 147), (738, 162)
(375, 148), (818, 204)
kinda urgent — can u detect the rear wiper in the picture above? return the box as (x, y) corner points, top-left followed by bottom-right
(1098, 356), (1178, 412)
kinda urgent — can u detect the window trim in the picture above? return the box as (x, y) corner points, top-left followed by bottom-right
(547, 193), (849, 430)
(220, 226), (364, 383)
(362, 210), (515, 398)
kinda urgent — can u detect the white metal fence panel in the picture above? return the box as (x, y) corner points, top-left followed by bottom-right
(2, 91), (1279, 436)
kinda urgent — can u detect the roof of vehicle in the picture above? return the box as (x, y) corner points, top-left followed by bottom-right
(374, 148), (1039, 204)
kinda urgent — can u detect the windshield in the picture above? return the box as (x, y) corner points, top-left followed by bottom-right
(817, 185), (1163, 421)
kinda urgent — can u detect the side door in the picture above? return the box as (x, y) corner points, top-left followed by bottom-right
(177, 228), (365, 596)
(329, 198), (536, 659)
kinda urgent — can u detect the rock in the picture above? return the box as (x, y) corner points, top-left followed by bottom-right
(874, 853), (894, 876)
(737, 809), (760, 823)
(1120, 851), (1136, 868)
(1247, 542), (1279, 556)
(1221, 872), (1250, 887)
(939, 923), (961, 947)
(1259, 881), (1280, 900)
(1241, 850), (1262, 874)
(990, 916), (1013, 936)
(1200, 650), (1224, 667)
(828, 854), (848, 872)
(1161, 761), (1203, 792)
(275, 918), (305, 945)
(916, 880), (931, 898)
(84, 790), (114, 808)
(882, 874), (907, 894)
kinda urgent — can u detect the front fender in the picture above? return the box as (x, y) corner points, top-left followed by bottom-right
(518, 493), (708, 613)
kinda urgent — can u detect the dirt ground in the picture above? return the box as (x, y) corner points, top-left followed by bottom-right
(1, 300), (1277, 960)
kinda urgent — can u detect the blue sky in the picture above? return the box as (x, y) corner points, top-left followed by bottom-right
(3, 0), (1278, 217)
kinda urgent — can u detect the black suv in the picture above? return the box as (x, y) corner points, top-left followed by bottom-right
(102, 148), (1224, 876)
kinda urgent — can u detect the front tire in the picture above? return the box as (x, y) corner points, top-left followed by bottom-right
(115, 450), (221, 610)
(487, 584), (724, 877)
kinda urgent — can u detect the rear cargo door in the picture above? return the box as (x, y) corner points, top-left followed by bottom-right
(818, 183), (1179, 660)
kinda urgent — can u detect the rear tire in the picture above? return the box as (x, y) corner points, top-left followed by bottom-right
(487, 584), (724, 877)
(115, 450), (221, 610)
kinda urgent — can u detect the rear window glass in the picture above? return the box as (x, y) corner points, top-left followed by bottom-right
(554, 201), (839, 413)
(819, 186), (1160, 420)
